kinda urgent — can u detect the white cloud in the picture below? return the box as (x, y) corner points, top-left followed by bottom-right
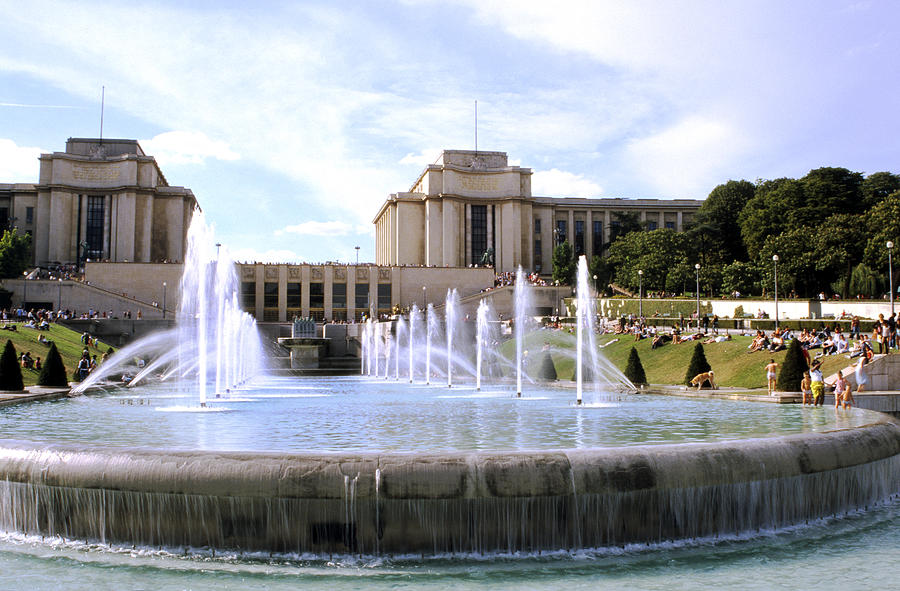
(275, 220), (371, 237)
(531, 168), (602, 198)
(624, 116), (749, 197)
(229, 247), (305, 264)
(399, 148), (442, 167)
(0, 138), (44, 182)
(139, 131), (239, 166)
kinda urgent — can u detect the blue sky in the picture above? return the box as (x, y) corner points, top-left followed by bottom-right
(1, 0), (898, 264)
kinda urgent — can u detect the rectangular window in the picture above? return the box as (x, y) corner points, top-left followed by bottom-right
(377, 284), (391, 310)
(534, 218), (541, 234)
(471, 205), (487, 265)
(310, 282), (324, 309)
(665, 221), (675, 230)
(86, 196), (105, 259)
(332, 282), (347, 309)
(264, 282), (278, 308)
(592, 220), (603, 256)
(574, 220), (585, 257)
(241, 281), (256, 310)
(534, 239), (542, 273)
(25, 207), (34, 225)
(556, 220), (567, 245)
(286, 282), (301, 309)
(355, 283), (369, 310)
(0, 208), (7, 229)
(647, 221), (658, 230)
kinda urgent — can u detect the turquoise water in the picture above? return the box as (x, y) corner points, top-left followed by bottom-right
(0, 499), (898, 590)
(0, 376), (878, 452)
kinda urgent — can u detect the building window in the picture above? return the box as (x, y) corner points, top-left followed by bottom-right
(647, 221), (657, 230)
(264, 282), (278, 308)
(556, 220), (567, 245)
(592, 220), (603, 256)
(86, 196), (105, 259)
(534, 239), (542, 273)
(574, 220), (585, 257)
(355, 283), (369, 311)
(534, 218), (541, 234)
(286, 282), (301, 309)
(310, 282), (324, 310)
(665, 221), (675, 230)
(25, 207), (34, 225)
(332, 282), (346, 309)
(471, 204), (487, 265)
(241, 281), (256, 310)
(0, 208), (7, 229)
(377, 283), (391, 311)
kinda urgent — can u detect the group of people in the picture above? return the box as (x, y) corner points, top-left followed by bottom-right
(796, 359), (861, 409)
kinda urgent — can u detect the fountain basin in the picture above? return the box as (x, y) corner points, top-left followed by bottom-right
(2, 418), (898, 555)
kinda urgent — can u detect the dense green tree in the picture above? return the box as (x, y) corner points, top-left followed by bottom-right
(861, 172), (900, 208)
(684, 342), (711, 386)
(37, 343), (68, 387)
(849, 263), (880, 298)
(0, 339), (23, 391)
(810, 213), (866, 298)
(551, 241), (576, 285)
(606, 229), (691, 292)
(800, 167), (864, 217)
(606, 211), (644, 247)
(537, 351), (557, 381)
(588, 255), (610, 295)
(777, 339), (808, 392)
(692, 180), (755, 263)
(739, 178), (804, 259)
(0, 229), (32, 279)
(721, 261), (759, 296)
(862, 192), (900, 298)
(758, 228), (818, 296)
(624, 346), (647, 386)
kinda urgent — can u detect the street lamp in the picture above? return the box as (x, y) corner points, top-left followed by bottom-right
(694, 263), (701, 330)
(422, 284), (426, 309)
(888, 241), (894, 317)
(162, 282), (167, 319)
(638, 270), (643, 319)
(355, 245), (360, 265)
(772, 254), (779, 330)
(554, 279), (560, 317)
(57, 278), (62, 311)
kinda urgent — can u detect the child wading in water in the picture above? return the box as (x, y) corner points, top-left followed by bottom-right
(801, 371), (812, 405)
(765, 359), (778, 396)
(841, 377), (855, 409)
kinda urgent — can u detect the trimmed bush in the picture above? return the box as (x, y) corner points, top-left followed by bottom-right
(0, 339), (24, 391)
(777, 338), (807, 392)
(38, 343), (68, 387)
(538, 351), (557, 381)
(684, 342), (712, 386)
(624, 346), (647, 386)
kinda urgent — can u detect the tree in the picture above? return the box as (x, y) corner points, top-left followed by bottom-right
(862, 192), (900, 297)
(0, 229), (32, 279)
(693, 180), (755, 262)
(588, 255), (610, 295)
(606, 211), (643, 247)
(551, 241), (576, 285)
(684, 342), (711, 386)
(721, 261), (759, 296)
(37, 343), (68, 387)
(861, 171), (900, 208)
(777, 339), (807, 392)
(537, 351), (557, 381)
(0, 339), (23, 391)
(606, 229), (691, 293)
(810, 213), (866, 298)
(624, 347), (647, 386)
(739, 178), (804, 260)
(849, 263), (880, 298)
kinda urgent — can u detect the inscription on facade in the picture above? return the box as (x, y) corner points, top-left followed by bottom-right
(72, 164), (121, 182)
(458, 175), (499, 192)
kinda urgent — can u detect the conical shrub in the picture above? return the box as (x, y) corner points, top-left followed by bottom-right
(684, 342), (712, 386)
(38, 342), (68, 387)
(538, 351), (557, 381)
(0, 339), (24, 391)
(624, 346), (647, 385)
(777, 338), (807, 392)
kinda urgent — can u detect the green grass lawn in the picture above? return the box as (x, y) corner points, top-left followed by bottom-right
(500, 328), (852, 389)
(0, 323), (115, 386)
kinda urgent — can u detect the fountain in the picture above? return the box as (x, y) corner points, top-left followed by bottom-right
(514, 266), (530, 397)
(475, 299), (490, 391)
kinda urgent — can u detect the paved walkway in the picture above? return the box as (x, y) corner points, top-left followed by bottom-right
(0, 386), (71, 407)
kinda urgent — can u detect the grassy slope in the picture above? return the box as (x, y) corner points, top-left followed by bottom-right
(501, 329), (850, 389)
(0, 323), (115, 386)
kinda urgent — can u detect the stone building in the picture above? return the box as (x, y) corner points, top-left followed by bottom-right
(0, 137), (197, 267)
(373, 150), (703, 274)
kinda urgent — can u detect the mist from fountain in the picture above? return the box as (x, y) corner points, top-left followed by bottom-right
(394, 316), (405, 380)
(408, 303), (419, 383)
(514, 266), (531, 397)
(445, 288), (459, 387)
(475, 299), (489, 391)
(71, 210), (266, 402)
(426, 303), (436, 385)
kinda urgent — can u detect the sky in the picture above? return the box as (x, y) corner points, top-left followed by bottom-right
(1, 0), (898, 264)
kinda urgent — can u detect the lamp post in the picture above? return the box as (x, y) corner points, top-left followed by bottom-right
(162, 282), (167, 319)
(772, 254), (779, 330)
(422, 285), (426, 309)
(694, 263), (701, 330)
(355, 246), (360, 265)
(888, 241), (894, 318)
(554, 279), (560, 318)
(638, 269), (643, 319)
(57, 278), (62, 311)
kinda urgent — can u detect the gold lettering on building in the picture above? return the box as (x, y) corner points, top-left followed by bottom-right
(458, 175), (499, 193)
(72, 164), (121, 182)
